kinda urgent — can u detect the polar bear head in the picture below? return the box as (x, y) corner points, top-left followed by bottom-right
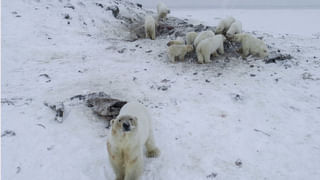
(186, 45), (194, 52)
(232, 34), (245, 42)
(111, 115), (138, 135)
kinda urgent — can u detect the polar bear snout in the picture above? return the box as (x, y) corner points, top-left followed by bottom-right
(122, 121), (131, 131)
(117, 115), (138, 132)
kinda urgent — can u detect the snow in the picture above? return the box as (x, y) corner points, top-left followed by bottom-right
(2, 0), (320, 180)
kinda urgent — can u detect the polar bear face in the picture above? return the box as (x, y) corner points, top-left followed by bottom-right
(232, 34), (244, 42)
(186, 45), (194, 52)
(111, 115), (138, 134)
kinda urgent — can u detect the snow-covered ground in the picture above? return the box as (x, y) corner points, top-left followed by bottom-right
(2, 1), (320, 180)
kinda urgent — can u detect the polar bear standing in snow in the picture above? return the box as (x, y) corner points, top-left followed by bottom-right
(157, 2), (170, 20)
(226, 20), (242, 38)
(196, 34), (226, 64)
(167, 37), (185, 46)
(144, 15), (156, 40)
(186, 32), (198, 45)
(215, 16), (235, 34)
(232, 33), (268, 58)
(193, 30), (215, 47)
(107, 102), (160, 180)
(168, 44), (193, 62)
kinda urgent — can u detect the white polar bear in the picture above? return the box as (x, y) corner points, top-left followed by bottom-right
(186, 32), (198, 45)
(167, 37), (185, 46)
(226, 20), (242, 38)
(193, 30), (215, 48)
(196, 34), (226, 64)
(168, 44), (193, 62)
(144, 15), (156, 40)
(107, 102), (160, 180)
(157, 2), (170, 20)
(215, 16), (236, 34)
(233, 33), (268, 58)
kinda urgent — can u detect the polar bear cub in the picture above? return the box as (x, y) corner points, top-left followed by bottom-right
(196, 34), (226, 64)
(157, 2), (170, 20)
(145, 15), (156, 40)
(193, 30), (215, 47)
(167, 37), (185, 46)
(233, 33), (268, 58)
(186, 32), (198, 45)
(107, 102), (160, 180)
(215, 16), (236, 34)
(168, 44), (193, 62)
(226, 20), (242, 38)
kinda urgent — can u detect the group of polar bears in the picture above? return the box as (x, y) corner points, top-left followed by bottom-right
(168, 16), (269, 64)
(107, 3), (270, 180)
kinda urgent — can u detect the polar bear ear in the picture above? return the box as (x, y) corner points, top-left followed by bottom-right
(110, 119), (116, 125)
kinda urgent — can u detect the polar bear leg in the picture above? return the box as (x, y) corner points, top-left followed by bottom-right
(124, 155), (143, 180)
(197, 53), (204, 64)
(218, 43), (224, 54)
(179, 54), (185, 61)
(242, 48), (250, 58)
(151, 27), (156, 40)
(204, 52), (211, 63)
(110, 159), (125, 180)
(169, 54), (176, 63)
(145, 133), (160, 158)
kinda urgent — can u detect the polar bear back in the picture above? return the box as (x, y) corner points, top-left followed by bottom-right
(216, 16), (235, 34)
(119, 102), (151, 143)
(193, 31), (215, 47)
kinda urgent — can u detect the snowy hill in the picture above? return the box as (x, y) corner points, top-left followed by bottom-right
(2, 0), (320, 180)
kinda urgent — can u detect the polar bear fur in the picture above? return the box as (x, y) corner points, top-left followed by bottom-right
(144, 15), (156, 40)
(226, 20), (242, 38)
(186, 32), (198, 45)
(167, 37), (185, 46)
(157, 2), (170, 20)
(193, 30), (215, 48)
(168, 44), (193, 62)
(215, 16), (235, 34)
(233, 33), (268, 58)
(196, 34), (226, 64)
(107, 102), (160, 180)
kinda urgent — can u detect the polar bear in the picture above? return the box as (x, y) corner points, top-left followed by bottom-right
(196, 34), (226, 64)
(167, 37), (185, 46)
(145, 15), (156, 40)
(107, 102), (160, 180)
(157, 2), (170, 20)
(186, 32), (198, 45)
(193, 30), (215, 48)
(215, 16), (236, 34)
(168, 44), (193, 62)
(232, 33), (268, 58)
(226, 20), (242, 38)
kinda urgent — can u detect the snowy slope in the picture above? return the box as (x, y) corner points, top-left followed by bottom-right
(2, 0), (320, 180)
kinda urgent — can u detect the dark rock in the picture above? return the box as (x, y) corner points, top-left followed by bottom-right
(235, 159), (242, 167)
(1, 130), (16, 137)
(145, 50), (152, 53)
(118, 48), (126, 53)
(136, 3), (142, 8)
(64, 4), (75, 10)
(106, 5), (120, 18)
(64, 14), (71, 19)
(95, 3), (104, 8)
(250, 74), (256, 77)
(264, 54), (293, 64)
(206, 172), (217, 178)
(44, 102), (64, 123)
(205, 79), (210, 83)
